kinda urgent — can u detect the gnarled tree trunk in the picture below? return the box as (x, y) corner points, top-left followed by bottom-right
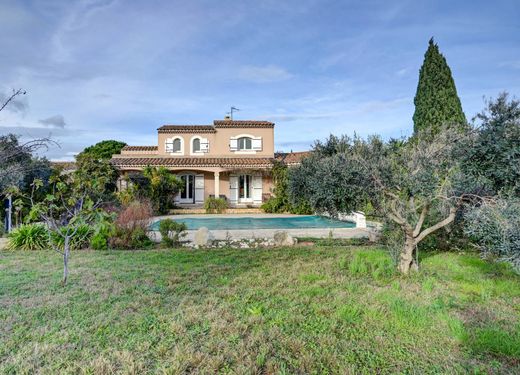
(398, 233), (418, 274)
(394, 207), (457, 275)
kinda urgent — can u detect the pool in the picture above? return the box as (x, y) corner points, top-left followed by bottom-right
(150, 215), (356, 231)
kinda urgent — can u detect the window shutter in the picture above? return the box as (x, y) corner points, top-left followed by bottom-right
(200, 138), (209, 152)
(252, 175), (262, 203)
(252, 137), (262, 151)
(229, 175), (238, 203)
(229, 138), (238, 151)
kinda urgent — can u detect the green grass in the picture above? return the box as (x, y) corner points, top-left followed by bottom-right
(1, 247), (519, 374)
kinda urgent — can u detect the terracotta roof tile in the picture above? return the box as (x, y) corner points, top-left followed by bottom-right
(213, 120), (274, 128)
(122, 145), (158, 151)
(275, 151), (312, 165)
(158, 125), (216, 133)
(111, 157), (274, 168)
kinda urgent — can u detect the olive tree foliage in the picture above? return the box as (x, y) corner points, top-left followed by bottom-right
(462, 92), (520, 197)
(289, 134), (380, 218)
(464, 197), (520, 272)
(290, 127), (477, 274)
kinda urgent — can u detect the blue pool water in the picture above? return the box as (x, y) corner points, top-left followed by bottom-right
(151, 215), (355, 231)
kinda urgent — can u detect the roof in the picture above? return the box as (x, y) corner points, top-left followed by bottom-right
(111, 157), (275, 168)
(213, 120), (274, 128)
(158, 125), (217, 133)
(156, 120), (274, 133)
(275, 151), (312, 165)
(121, 145), (158, 151)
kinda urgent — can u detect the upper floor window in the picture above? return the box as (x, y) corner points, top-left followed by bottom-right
(230, 135), (262, 152)
(238, 137), (252, 150)
(166, 137), (182, 153)
(192, 138), (200, 152)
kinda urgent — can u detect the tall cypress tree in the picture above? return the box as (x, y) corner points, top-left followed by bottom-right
(413, 38), (466, 134)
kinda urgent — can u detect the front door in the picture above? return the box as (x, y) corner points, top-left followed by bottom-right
(238, 174), (253, 203)
(179, 174), (195, 204)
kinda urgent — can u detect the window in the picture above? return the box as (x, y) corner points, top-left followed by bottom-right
(192, 138), (200, 152)
(238, 137), (252, 150)
(166, 138), (182, 153)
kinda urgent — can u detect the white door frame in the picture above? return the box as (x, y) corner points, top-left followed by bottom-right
(238, 174), (253, 204)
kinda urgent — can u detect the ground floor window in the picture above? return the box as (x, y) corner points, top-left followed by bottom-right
(239, 175), (252, 200)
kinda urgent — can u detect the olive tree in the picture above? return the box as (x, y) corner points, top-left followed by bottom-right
(290, 127), (477, 274)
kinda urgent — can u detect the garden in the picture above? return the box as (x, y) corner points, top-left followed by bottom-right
(1, 39), (519, 372)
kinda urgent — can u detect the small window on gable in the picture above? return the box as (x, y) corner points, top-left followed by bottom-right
(192, 138), (200, 152)
(238, 137), (252, 150)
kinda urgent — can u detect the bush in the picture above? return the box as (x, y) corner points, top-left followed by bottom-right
(158, 218), (187, 247)
(7, 224), (49, 250)
(109, 200), (154, 249)
(262, 160), (313, 214)
(51, 224), (93, 250)
(90, 221), (115, 250)
(204, 197), (228, 214)
(464, 197), (520, 271)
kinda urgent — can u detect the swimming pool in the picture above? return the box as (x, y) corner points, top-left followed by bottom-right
(150, 215), (356, 231)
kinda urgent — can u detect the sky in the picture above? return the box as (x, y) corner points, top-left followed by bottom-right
(0, 0), (519, 161)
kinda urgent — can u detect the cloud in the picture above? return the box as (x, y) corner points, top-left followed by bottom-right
(276, 140), (314, 150)
(39, 115), (66, 128)
(265, 113), (333, 122)
(238, 65), (293, 83)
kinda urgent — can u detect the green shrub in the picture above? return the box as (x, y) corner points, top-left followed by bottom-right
(158, 219), (187, 247)
(204, 197), (228, 214)
(346, 249), (395, 279)
(90, 232), (108, 250)
(7, 224), (49, 250)
(89, 221), (114, 250)
(51, 224), (93, 250)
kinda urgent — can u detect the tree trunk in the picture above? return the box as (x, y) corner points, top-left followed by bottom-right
(62, 237), (70, 285)
(398, 234), (417, 275)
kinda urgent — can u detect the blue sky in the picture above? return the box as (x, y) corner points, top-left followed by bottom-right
(0, 0), (519, 160)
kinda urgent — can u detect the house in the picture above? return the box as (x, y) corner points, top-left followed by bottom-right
(110, 118), (309, 207)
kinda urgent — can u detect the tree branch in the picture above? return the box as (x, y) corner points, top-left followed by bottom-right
(0, 88), (25, 113)
(413, 203), (430, 237)
(414, 207), (457, 244)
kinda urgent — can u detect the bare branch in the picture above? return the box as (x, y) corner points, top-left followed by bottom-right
(414, 207), (457, 244)
(0, 88), (26, 113)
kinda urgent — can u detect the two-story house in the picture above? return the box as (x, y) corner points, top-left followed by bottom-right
(111, 118), (306, 207)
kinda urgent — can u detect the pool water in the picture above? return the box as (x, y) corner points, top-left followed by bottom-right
(150, 215), (356, 231)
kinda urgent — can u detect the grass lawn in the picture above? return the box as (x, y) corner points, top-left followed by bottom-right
(1, 246), (519, 374)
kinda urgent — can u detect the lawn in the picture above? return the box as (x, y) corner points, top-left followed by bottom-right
(1, 246), (519, 374)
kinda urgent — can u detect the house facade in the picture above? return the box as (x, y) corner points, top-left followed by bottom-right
(111, 119), (306, 207)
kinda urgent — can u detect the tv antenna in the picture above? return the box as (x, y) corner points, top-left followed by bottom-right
(227, 106), (240, 120)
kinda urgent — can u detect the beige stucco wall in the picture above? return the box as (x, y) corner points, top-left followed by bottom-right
(157, 126), (274, 158)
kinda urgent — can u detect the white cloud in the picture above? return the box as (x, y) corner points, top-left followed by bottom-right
(238, 65), (293, 83)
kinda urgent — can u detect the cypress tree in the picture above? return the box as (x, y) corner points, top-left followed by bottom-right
(413, 38), (466, 134)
